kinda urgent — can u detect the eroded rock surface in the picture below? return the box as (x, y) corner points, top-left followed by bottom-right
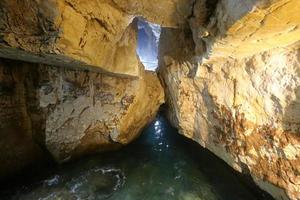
(0, 60), (44, 180)
(0, 0), (193, 77)
(195, 0), (300, 64)
(0, 0), (171, 182)
(0, 0), (139, 77)
(0, 58), (164, 167)
(1, 0), (299, 199)
(159, 1), (300, 199)
(40, 64), (164, 162)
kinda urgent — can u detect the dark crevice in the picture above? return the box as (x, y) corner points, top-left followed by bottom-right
(205, 0), (219, 24)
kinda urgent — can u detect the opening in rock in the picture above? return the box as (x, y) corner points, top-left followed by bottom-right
(136, 18), (161, 71)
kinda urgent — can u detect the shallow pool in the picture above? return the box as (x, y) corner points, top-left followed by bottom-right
(0, 115), (274, 200)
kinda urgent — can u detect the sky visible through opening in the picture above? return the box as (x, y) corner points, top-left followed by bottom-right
(136, 19), (161, 71)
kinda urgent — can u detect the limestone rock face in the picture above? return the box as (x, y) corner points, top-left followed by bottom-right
(40, 65), (164, 162)
(160, 42), (300, 200)
(159, 1), (300, 199)
(0, 58), (164, 165)
(0, 0), (193, 77)
(1, 0), (299, 199)
(112, 0), (193, 27)
(0, 60), (44, 180)
(0, 0), (169, 181)
(196, 0), (300, 64)
(0, 0), (139, 77)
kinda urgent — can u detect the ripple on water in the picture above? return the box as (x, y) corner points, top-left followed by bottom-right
(0, 116), (274, 200)
(11, 168), (125, 200)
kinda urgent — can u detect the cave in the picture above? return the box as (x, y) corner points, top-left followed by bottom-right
(0, 1), (299, 200)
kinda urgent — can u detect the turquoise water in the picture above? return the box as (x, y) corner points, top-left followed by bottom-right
(1, 115), (273, 200)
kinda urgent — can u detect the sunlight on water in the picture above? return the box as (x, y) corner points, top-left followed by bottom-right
(0, 115), (274, 200)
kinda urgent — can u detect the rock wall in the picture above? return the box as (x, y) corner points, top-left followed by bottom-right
(1, 0), (299, 199)
(0, 58), (164, 177)
(0, 0), (193, 77)
(0, 60), (44, 180)
(0, 0), (170, 180)
(191, 0), (300, 64)
(159, 1), (300, 199)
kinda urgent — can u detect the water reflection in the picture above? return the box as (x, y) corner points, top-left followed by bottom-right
(0, 115), (274, 200)
(152, 118), (169, 152)
(5, 167), (125, 200)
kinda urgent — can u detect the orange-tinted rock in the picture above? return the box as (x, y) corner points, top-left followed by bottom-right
(159, 9), (300, 198)
(0, 58), (164, 172)
(0, 0), (193, 77)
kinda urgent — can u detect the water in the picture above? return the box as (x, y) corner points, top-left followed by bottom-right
(0, 115), (274, 200)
